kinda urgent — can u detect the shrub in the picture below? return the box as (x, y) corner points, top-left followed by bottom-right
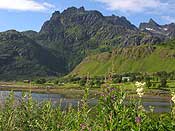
(35, 78), (46, 84)
(53, 80), (59, 85)
(160, 78), (167, 88)
(79, 78), (86, 86)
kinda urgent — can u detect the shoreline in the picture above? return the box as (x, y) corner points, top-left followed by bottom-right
(0, 81), (172, 99)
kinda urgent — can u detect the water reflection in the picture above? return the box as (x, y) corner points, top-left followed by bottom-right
(0, 91), (171, 113)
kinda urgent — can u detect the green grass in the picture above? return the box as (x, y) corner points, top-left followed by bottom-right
(71, 45), (175, 76)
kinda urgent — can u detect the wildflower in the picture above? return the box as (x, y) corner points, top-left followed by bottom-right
(136, 87), (144, 93)
(135, 116), (141, 124)
(111, 95), (116, 100)
(172, 106), (175, 115)
(135, 82), (145, 98)
(149, 106), (155, 113)
(171, 95), (175, 104)
(136, 87), (144, 98)
(138, 105), (146, 112)
(138, 92), (144, 98)
(119, 99), (123, 104)
(135, 81), (146, 88)
(171, 92), (175, 103)
(80, 123), (86, 130)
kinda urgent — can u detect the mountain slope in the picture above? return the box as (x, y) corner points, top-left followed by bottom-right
(0, 30), (66, 80)
(71, 43), (175, 76)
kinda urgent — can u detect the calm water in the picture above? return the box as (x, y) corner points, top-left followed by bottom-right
(0, 91), (97, 108)
(0, 91), (171, 113)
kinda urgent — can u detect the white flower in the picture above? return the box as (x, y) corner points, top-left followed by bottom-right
(138, 92), (144, 98)
(136, 87), (144, 93)
(119, 99), (124, 104)
(171, 95), (175, 104)
(135, 82), (141, 88)
(135, 82), (145, 88)
(138, 105), (146, 112)
(135, 82), (145, 97)
(171, 91), (175, 104)
(136, 87), (144, 98)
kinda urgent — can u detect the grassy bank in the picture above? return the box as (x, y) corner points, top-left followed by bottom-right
(0, 81), (173, 98)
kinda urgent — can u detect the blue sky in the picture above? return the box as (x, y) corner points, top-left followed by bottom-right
(0, 0), (175, 32)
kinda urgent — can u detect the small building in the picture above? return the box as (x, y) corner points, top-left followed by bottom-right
(23, 80), (31, 83)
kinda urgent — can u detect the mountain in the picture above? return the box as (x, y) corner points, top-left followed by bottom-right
(139, 19), (175, 39)
(37, 7), (140, 71)
(35, 7), (169, 71)
(0, 30), (66, 80)
(1, 7), (175, 79)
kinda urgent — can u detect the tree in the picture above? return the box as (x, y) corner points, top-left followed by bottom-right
(160, 78), (167, 88)
(122, 78), (128, 83)
(113, 77), (122, 83)
(79, 78), (86, 86)
(54, 80), (59, 85)
(146, 80), (152, 88)
(35, 78), (46, 84)
(145, 76), (152, 88)
(94, 79), (103, 87)
(130, 75), (136, 82)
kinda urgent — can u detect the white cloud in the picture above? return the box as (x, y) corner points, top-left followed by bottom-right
(0, 0), (55, 11)
(162, 16), (175, 23)
(92, 0), (171, 13)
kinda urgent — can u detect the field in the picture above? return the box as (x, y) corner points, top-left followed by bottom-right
(1, 78), (175, 97)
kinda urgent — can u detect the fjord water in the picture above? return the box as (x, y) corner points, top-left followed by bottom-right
(0, 91), (171, 113)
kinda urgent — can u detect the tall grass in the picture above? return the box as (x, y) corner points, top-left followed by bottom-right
(0, 86), (174, 131)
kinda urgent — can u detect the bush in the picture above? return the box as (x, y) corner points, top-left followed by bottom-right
(35, 78), (46, 84)
(146, 80), (152, 88)
(113, 77), (122, 83)
(145, 77), (152, 88)
(79, 78), (86, 86)
(53, 80), (59, 85)
(160, 78), (167, 88)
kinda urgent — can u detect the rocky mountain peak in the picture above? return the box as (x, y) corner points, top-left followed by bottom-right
(148, 18), (160, 26)
(79, 6), (85, 11)
(105, 15), (137, 30)
(139, 19), (160, 31)
(62, 6), (82, 14)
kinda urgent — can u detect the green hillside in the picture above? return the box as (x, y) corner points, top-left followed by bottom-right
(0, 30), (66, 80)
(71, 45), (175, 76)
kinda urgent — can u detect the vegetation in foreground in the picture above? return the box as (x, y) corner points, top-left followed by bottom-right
(0, 82), (175, 131)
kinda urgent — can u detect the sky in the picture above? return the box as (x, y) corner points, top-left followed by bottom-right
(0, 0), (175, 32)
